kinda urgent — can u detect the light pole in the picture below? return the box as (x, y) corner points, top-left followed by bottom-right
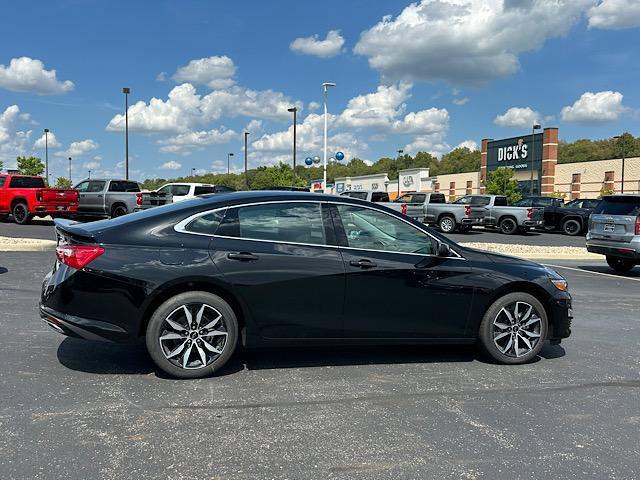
(191, 167), (196, 177)
(227, 152), (234, 175)
(244, 131), (250, 190)
(288, 107), (298, 185)
(68, 157), (72, 183)
(122, 87), (130, 180)
(44, 128), (49, 184)
(322, 82), (336, 192)
(88, 170), (91, 179)
(530, 123), (541, 195)
(397, 149), (404, 196)
(614, 135), (626, 193)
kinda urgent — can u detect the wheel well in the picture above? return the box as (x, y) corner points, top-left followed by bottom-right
(484, 282), (558, 337)
(437, 213), (455, 223)
(111, 202), (127, 214)
(561, 216), (583, 226)
(138, 280), (246, 338)
(10, 197), (28, 210)
(497, 214), (517, 225)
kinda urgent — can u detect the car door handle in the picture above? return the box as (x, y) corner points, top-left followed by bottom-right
(227, 252), (258, 261)
(349, 259), (377, 268)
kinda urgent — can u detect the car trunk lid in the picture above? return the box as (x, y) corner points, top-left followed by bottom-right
(39, 188), (79, 205)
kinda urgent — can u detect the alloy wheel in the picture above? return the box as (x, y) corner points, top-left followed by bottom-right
(440, 217), (455, 232)
(158, 303), (229, 370)
(492, 301), (542, 358)
(13, 204), (27, 223)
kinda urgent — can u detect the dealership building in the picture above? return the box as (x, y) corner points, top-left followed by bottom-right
(322, 127), (640, 200)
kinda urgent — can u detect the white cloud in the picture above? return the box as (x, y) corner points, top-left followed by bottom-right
(393, 108), (449, 134)
(83, 161), (100, 169)
(308, 101), (320, 111)
(354, 0), (591, 84)
(455, 139), (478, 150)
(158, 127), (237, 155)
(160, 160), (182, 170)
(494, 107), (540, 128)
(587, 0), (640, 29)
(290, 30), (345, 58)
(34, 131), (61, 149)
(0, 105), (21, 144)
(245, 119), (263, 134)
(55, 139), (99, 158)
(560, 91), (626, 123)
(172, 56), (236, 89)
(0, 57), (74, 95)
(106, 83), (303, 133)
(452, 97), (469, 106)
(0, 105), (34, 169)
(403, 132), (450, 158)
(156, 71), (167, 81)
(337, 83), (411, 130)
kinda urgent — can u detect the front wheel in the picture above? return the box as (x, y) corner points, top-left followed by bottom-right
(146, 291), (238, 379)
(606, 256), (636, 273)
(12, 202), (32, 225)
(438, 215), (456, 233)
(562, 219), (582, 236)
(478, 292), (548, 364)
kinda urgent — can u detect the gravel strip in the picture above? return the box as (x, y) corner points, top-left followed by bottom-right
(460, 242), (600, 260)
(0, 236), (56, 252)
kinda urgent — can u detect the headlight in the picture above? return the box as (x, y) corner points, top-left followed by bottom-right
(544, 267), (568, 291)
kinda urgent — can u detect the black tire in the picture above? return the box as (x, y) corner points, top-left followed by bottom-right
(438, 215), (456, 233)
(478, 292), (548, 364)
(146, 291), (238, 379)
(0, 213), (8, 222)
(606, 256), (636, 273)
(111, 204), (128, 218)
(562, 218), (582, 236)
(499, 217), (518, 235)
(12, 202), (32, 225)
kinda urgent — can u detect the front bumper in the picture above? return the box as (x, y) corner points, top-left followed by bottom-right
(549, 294), (572, 341)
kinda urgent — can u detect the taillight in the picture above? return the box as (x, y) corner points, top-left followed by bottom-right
(401, 203), (407, 215)
(136, 193), (143, 205)
(36, 190), (43, 202)
(464, 205), (471, 217)
(527, 208), (532, 219)
(635, 215), (640, 235)
(55, 245), (104, 270)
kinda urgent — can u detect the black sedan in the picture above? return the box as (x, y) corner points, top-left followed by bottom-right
(40, 191), (572, 378)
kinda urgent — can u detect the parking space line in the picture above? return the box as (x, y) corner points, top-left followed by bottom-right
(544, 264), (640, 283)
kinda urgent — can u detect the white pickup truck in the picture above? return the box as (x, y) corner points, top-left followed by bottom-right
(156, 183), (236, 202)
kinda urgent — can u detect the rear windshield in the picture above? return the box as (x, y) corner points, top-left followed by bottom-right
(109, 181), (140, 192)
(9, 176), (45, 188)
(454, 196), (490, 206)
(594, 197), (640, 216)
(493, 196), (508, 206)
(194, 186), (216, 195)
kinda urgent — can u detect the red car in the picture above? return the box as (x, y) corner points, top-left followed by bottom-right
(0, 174), (79, 225)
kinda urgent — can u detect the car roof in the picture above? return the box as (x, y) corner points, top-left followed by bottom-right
(162, 182), (213, 186)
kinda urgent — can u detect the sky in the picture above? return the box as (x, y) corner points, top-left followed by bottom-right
(0, 0), (639, 183)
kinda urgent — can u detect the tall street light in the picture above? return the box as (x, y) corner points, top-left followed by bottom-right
(191, 167), (196, 177)
(530, 123), (542, 195)
(44, 128), (49, 184)
(122, 87), (130, 180)
(68, 157), (72, 184)
(88, 170), (91, 179)
(227, 152), (234, 175)
(614, 135), (626, 193)
(244, 131), (250, 190)
(288, 107), (297, 185)
(322, 82), (336, 193)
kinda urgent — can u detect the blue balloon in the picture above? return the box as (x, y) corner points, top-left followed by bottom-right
(335, 151), (345, 161)
(304, 157), (313, 166)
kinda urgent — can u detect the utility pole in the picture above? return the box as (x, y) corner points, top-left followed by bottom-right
(123, 87), (130, 180)
(44, 128), (49, 184)
(288, 107), (297, 184)
(530, 123), (541, 195)
(244, 131), (250, 190)
(322, 82), (336, 192)
(68, 157), (72, 183)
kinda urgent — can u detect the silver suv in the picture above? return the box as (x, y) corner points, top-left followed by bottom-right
(586, 195), (640, 272)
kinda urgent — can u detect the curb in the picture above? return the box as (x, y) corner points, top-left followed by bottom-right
(0, 236), (56, 252)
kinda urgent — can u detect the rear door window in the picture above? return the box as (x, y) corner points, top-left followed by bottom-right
(371, 192), (390, 202)
(172, 185), (191, 196)
(493, 196), (508, 206)
(222, 202), (326, 245)
(346, 191), (368, 200)
(594, 197), (640, 216)
(184, 209), (226, 235)
(429, 194), (446, 204)
(512, 198), (533, 207)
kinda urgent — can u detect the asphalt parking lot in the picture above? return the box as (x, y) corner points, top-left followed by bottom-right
(1, 249), (638, 479)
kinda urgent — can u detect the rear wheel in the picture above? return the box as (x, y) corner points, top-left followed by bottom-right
(111, 204), (128, 218)
(146, 291), (238, 379)
(606, 256), (636, 273)
(438, 215), (456, 233)
(562, 219), (582, 236)
(478, 292), (548, 364)
(12, 202), (32, 225)
(499, 217), (517, 235)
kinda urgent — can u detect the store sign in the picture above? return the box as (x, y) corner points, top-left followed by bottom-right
(402, 175), (414, 187)
(336, 182), (345, 193)
(487, 133), (542, 172)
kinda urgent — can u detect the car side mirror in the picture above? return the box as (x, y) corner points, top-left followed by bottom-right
(437, 242), (451, 257)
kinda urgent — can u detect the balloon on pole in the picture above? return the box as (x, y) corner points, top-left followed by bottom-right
(312, 156), (321, 165)
(335, 151), (345, 161)
(304, 157), (313, 166)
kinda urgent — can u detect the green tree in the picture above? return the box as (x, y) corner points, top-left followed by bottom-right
(0, 159), (3, 171)
(16, 156), (45, 176)
(435, 147), (481, 175)
(55, 177), (73, 188)
(558, 132), (640, 164)
(483, 167), (522, 204)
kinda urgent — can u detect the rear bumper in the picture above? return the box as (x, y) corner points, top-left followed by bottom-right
(461, 217), (484, 225)
(523, 219), (544, 227)
(33, 204), (78, 215)
(40, 305), (128, 342)
(586, 242), (640, 260)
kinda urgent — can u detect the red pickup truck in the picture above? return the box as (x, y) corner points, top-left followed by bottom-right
(0, 174), (79, 224)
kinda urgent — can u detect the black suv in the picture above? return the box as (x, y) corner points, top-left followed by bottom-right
(512, 196), (598, 236)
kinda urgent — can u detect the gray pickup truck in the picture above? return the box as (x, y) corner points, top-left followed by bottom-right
(453, 194), (545, 235)
(74, 178), (172, 218)
(339, 190), (390, 202)
(380, 191), (485, 233)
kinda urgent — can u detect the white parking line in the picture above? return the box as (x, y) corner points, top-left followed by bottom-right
(543, 264), (640, 282)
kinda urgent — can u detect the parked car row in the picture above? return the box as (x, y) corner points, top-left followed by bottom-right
(0, 174), (235, 224)
(341, 190), (602, 236)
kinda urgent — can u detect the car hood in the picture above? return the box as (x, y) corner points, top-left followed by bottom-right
(462, 246), (542, 268)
